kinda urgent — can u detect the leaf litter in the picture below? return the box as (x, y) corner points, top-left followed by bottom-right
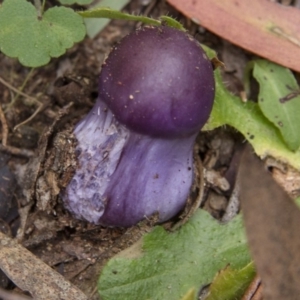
(1, 0), (300, 299)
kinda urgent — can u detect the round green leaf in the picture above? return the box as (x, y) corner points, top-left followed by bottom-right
(0, 0), (86, 67)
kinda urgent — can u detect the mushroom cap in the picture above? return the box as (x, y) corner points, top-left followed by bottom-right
(98, 26), (215, 138)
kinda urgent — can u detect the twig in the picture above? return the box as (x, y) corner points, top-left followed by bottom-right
(0, 75), (40, 109)
(89, 286), (98, 299)
(9, 69), (36, 109)
(0, 105), (8, 146)
(13, 102), (46, 132)
(241, 275), (262, 300)
(0, 287), (32, 300)
(0, 144), (34, 158)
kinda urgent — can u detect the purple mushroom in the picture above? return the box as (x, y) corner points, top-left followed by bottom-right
(62, 26), (215, 227)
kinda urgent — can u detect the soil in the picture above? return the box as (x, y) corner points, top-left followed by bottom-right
(0, 0), (296, 299)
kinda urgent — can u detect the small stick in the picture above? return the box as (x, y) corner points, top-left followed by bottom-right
(9, 68), (36, 109)
(0, 144), (34, 158)
(241, 275), (262, 300)
(0, 75), (40, 107)
(0, 105), (8, 146)
(14, 102), (45, 131)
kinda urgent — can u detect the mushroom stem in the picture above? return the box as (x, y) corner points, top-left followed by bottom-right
(63, 99), (195, 227)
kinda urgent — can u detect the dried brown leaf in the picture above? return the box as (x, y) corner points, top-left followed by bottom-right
(0, 232), (87, 300)
(238, 146), (300, 299)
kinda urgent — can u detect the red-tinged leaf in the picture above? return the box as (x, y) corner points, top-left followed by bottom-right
(167, 0), (300, 72)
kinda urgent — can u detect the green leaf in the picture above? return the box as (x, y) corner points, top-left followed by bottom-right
(204, 67), (300, 170)
(98, 210), (251, 300)
(246, 60), (300, 151)
(180, 288), (196, 300)
(59, 0), (93, 5)
(83, 0), (131, 39)
(0, 0), (86, 67)
(206, 262), (256, 300)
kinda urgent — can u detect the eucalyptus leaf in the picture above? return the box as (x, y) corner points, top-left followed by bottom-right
(98, 209), (250, 300)
(239, 146), (300, 299)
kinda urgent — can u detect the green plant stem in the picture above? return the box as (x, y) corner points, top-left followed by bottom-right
(34, 0), (42, 18)
(78, 8), (161, 26)
(41, 0), (46, 14)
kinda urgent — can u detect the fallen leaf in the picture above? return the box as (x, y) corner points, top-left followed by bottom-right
(0, 232), (87, 300)
(238, 146), (300, 299)
(167, 0), (300, 72)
